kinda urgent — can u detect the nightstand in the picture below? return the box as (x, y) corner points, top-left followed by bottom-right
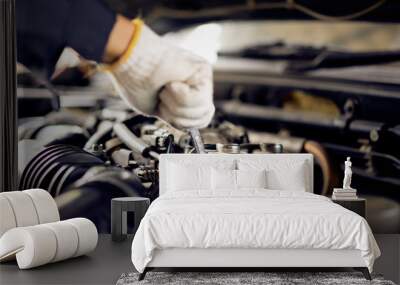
(111, 197), (150, 242)
(332, 197), (366, 218)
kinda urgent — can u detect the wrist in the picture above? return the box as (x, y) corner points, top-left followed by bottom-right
(103, 15), (136, 64)
(106, 23), (169, 114)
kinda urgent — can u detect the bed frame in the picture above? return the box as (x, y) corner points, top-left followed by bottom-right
(140, 248), (370, 280)
(139, 154), (371, 280)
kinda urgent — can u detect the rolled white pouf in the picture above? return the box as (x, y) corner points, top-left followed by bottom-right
(0, 218), (98, 269)
(42, 221), (79, 262)
(23, 189), (60, 224)
(0, 196), (17, 237)
(0, 191), (39, 227)
(65, 218), (98, 257)
(0, 225), (57, 269)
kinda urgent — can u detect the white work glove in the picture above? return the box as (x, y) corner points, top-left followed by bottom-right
(109, 19), (215, 129)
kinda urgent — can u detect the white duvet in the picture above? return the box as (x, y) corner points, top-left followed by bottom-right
(131, 190), (380, 273)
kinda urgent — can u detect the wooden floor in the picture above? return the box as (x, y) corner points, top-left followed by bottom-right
(0, 234), (398, 285)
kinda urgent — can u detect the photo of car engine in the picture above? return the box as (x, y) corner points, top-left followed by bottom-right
(13, 0), (400, 235)
(2, 1), (400, 284)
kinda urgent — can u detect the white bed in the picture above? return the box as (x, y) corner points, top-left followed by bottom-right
(131, 154), (380, 280)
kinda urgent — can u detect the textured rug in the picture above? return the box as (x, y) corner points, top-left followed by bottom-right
(116, 272), (395, 285)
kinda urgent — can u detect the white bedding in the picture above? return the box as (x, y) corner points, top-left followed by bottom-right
(131, 190), (380, 273)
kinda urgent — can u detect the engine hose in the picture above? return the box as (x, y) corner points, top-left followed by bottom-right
(303, 140), (332, 196)
(113, 123), (159, 160)
(165, 135), (175, 153)
(84, 121), (114, 151)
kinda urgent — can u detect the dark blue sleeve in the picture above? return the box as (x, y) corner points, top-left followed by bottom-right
(16, 0), (116, 76)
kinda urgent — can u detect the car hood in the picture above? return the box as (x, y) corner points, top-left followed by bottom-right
(105, 0), (400, 33)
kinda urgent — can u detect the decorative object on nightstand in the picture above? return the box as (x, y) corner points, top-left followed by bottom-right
(332, 157), (358, 200)
(332, 157), (365, 217)
(332, 198), (366, 218)
(111, 197), (150, 242)
(343, 157), (354, 190)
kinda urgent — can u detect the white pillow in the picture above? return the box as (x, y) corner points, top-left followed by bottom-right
(167, 162), (212, 192)
(236, 169), (267, 189)
(211, 169), (267, 191)
(238, 159), (308, 192)
(266, 162), (307, 191)
(212, 168), (237, 191)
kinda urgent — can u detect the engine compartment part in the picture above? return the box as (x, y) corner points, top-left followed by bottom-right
(18, 106), (289, 232)
(16, 54), (400, 233)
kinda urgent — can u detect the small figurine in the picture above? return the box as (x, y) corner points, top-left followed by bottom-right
(343, 157), (353, 190)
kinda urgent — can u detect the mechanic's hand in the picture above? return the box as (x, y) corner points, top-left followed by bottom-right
(109, 19), (215, 129)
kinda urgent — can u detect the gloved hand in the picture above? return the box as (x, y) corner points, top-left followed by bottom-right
(109, 19), (215, 129)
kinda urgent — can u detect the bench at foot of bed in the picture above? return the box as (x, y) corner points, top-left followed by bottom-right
(137, 267), (372, 281)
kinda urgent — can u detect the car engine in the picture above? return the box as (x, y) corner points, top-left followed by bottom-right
(17, 33), (400, 234)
